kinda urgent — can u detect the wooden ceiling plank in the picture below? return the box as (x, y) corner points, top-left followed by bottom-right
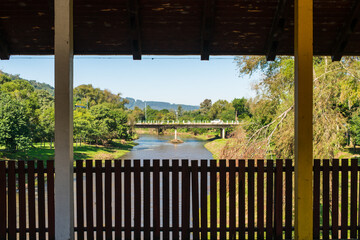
(0, 31), (9, 60)
(331, 0), (360, 61)
(265, 0), (291, 61)
(128, 0), (141, 60)
(201, 0), (216, 61)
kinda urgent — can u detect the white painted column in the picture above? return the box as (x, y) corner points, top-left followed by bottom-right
(54, 0), (74, 239)
(175, 128), (177, 140)
(222, 128), (225, 139)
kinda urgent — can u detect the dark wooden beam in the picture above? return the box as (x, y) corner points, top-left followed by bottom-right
(0, 31), (9, 60)
(265, 0), (291, 61)
(332, 0), (360, 61)
(128, 0), (142, 60)
(200, 0), (216, 61)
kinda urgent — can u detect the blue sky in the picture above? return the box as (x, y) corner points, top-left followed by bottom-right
(0, 55), (256, 106)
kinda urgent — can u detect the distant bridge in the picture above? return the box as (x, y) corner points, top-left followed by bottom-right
(134, 121), (240, 139)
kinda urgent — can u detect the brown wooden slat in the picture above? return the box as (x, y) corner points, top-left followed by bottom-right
(172, 160), (180, 239)
(341, 159), (348, 239)
(162, 160), (169, 240)
(115, 160), (122, 240)
(322, 160), (330, 240)
(238, 160), (245, 240)
(200, 160), (208, 239)
(153, 160), (160, 240)
(191, 160), (199, 240)
(134, 160), (141, 240)
(350, 158), (358, 239)
(274, 159), (283, 240)
(229, 160), (236, 240)
(143, 161), (151, 240)
(248, 160), (255, 239)
(96, 160), (104, 240)
(86, 160), (94, 240)
(28, 161), (36, 240)
(76, 160), (85, 240)
(332, 159), (339, 239)
(313, 159), (320, 240)
(8, 161), (16, 240)
(358, 158), (360, 240)
(182, 160), (190, 239)
(0, 161), (6, 240)
(266, 160), (274, 240)
(18, 161), (26, 240)
(257, 160), (265, 240)
(47, 160), (55, 240)
(124, 160), (131, 240)
(219, 160), (226, 239)
(105, 161), (112, 240)
(210, 160), (217, 240)
(285, 159), (292, 240)
(38, 161), (46, 240)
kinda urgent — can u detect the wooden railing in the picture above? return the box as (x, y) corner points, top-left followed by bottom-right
(1, 159), (360, 239)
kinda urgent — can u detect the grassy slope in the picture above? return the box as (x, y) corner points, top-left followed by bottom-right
(0, 140), (137, 160)
(204, 139), (229, 159)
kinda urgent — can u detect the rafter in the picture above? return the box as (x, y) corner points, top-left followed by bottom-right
(265, 0), (291, 61)
(0, 31), (9, 60)
(200, 0), (216, 61)
(331, 0), (360, 61)
(128, 0), (142, 60)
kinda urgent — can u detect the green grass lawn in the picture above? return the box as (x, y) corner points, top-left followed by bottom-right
(0, 140), (137, 161)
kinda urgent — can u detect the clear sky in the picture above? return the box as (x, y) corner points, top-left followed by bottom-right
(0, 55), (256, 106)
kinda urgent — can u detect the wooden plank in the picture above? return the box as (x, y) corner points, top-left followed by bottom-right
(274, 159), (283, 240)
(76, 160), (85, 240)
(96, 160), (104, 240)
(28, 161), (36, 240)
(238, 160), (245, 240)
(219, 160), (226, 239)
(127, 0), (142, 59)
(105, 161), (112, 240)
(322, 160), (330, 240)
(18, 161), (26, 240)
(134, 160), (141, 240)
(162, 160), (170, 240)
(0, 161), (6, 240)
(124, 160), (131, 240)
(47, 160), (55, 240)
(86, 160), (94, 240)
(248, 160), (255, 239)
(332, 159), (339, 239)
(200, 160), (208, 239)
(266, 160), (274, 240)
(181, 160), (190, 239)
(143, 161), (151, 240)
(313, 159), (320, 239)
(257, 160), (265, 240)
(115, 160), (122, 240)
(8, 161), (16, 240)
(350, 158), (358, 239)
(153, 160), (160, 240)
(191, 160), (200, 240)
(229, 160), (236, 240)
(38, 161), (46, 240)
(172, 160), (180, 239)
(341, 159), (348, 239)
(200, 0), (216, 60)
(285, 159), (292, 240)
(210, 160), (217, 239)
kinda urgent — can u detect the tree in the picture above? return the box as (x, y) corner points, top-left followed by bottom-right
(200, 99), (212, 115)
(232, 98), (251, 119)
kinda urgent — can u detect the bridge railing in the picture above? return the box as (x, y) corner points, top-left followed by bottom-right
(1, 159), (360, 239)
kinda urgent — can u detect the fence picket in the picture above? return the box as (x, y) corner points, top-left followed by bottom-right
(162, 160), (170, 240)
(285, 159), (292, 240)
(134, 160), (141, 240)
(105, 161), (112, 240)
(76, 160), (84, 240)
(96, 160), (104, 240)
(229, 160), (236, 240)
(144, 160), (151, 240)
(38, 161), (46, 240)
(172, 160), (180, 239)
(153, 160), (160, 239)
(124, 160), (131, 240)
(115, 160), (122, 240)
(0, 161), (6, 240)
(341, 159), (348, 239)
(8, 161), (16, 240)
(219, 160), (226, 239)
(238, 160), (245, 240)
(200, 160), (208, 239)
(332, 159), (339, 239)
(191, 160), (200, 240)
(86, 160), (94, 240)
(18, 161), (26, 240)
(257, 160), (265, 240)
(322, 160), (330, 240)
(350, 158), (358, 239)
(313, 159), (320, 240)
(210, 160), (218, 239)
(47, 160), (55, 240)
(266, 160), (274, 240)
(248, 160), (255, 239)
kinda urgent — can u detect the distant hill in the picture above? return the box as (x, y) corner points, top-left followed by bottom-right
(125, 97), (199, 111)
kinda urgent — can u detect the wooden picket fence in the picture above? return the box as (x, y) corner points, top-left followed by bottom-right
(1, 159), (359, 239)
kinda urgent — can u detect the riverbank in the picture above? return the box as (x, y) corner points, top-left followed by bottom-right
(204, 139), (229, 159)
(0, 139), (137, 160)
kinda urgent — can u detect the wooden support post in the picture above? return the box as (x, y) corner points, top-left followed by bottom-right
(54, 0), (74, 239)
(294, 0), (313, 239)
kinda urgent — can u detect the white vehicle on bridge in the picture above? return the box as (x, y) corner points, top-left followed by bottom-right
(210, 119), (223, 124)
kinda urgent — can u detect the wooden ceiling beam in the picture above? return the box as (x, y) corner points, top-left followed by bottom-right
(0, 31), (9, 60)
(332, 0), (360, 61)
(128, 0), (142, 60)
(265, 0), (291, 61)
(200, 0), (216, 61)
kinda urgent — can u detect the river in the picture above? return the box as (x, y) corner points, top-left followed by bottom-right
(123, 134), (213, 160)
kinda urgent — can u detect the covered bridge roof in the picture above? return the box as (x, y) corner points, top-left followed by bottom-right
(0, 0), (359, 60)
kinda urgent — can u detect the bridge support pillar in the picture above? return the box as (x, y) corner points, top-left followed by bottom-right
(221, 128), (226, 139)
(157, 128), (164, 135)
(175, 128), (177, 140)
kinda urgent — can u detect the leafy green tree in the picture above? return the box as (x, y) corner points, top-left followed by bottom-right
(200, 99), (212, 115)
(232, 98), (251, 119)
